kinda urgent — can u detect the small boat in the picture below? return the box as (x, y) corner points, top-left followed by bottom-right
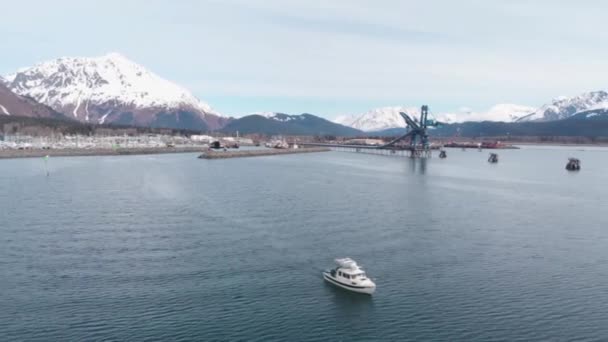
(488, 153), (498, 163)
(323, 258), (376, 295)
(566, 158), (580, 171)
(272, 140), (289, 149)
(209, 141), (223, 149)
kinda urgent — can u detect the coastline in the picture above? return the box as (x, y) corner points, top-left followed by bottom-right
(0, 147), (204, 160)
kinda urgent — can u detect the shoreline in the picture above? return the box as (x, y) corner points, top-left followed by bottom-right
(2, 142), (606, 161)
(0, 147), (204, 160)
(509, 142), (608, 147)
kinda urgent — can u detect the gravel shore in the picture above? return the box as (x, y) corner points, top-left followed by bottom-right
(0, 147), (204, 159)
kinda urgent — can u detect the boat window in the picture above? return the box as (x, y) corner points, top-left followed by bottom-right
(342, 273), (349, 279)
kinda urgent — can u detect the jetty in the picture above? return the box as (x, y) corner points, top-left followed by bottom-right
(198, 147), (330, 159)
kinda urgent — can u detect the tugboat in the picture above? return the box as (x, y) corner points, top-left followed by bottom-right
(488, 153), (498, 163)
(209, 141), (223, 149)
(566, 158), (580, 171)
(323, 258), (376, 295)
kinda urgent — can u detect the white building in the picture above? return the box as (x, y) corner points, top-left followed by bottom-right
(190, 135), (215, 143)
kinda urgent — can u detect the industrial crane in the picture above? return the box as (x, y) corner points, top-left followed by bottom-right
(379, 105), (442, 156)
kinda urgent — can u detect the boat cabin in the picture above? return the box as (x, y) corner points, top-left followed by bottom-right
(566, 158), (580, 171)
(324, 257), (376, 294)
(331, 268), (368, 281)
(330, 258), (371, 283)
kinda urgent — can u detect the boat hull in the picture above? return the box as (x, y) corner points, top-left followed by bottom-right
(323, 272), (375, 295)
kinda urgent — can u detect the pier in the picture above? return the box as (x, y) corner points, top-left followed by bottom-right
(198, 147), (330, 159)
(300, 143), (437, 157)
(302, 105), (444, 158)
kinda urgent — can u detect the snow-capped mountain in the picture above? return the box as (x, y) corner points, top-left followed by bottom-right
(4, 53), (229, 131)
(517, 91), (608, 122)
(335, 106), (421, 132)
(438, 104), (536, 123)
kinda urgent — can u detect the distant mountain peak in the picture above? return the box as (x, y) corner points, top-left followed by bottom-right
(251, 112), (309, 122)
(6, 52), (217, 113)
(438, 104), (536, 123)
(102, 51), (130, 61)
(4, 53), (228, 130)
(252, 111), (278, 118)
(517, 90), (608, 122)
(335, 106), (419, 132)
(222, 112), (362, 136)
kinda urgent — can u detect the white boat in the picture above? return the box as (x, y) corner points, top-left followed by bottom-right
(272, 140), (289, 149)
(323, 258), (376, 295)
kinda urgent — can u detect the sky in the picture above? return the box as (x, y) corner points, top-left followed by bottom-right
(1, 0), (608, 119)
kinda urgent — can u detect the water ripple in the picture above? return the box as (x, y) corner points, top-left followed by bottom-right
(2, 151), (608, 340)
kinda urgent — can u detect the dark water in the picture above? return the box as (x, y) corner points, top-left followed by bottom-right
(2, 146), (608, 341)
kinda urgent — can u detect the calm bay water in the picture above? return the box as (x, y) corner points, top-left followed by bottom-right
(1, 146), (608, 341)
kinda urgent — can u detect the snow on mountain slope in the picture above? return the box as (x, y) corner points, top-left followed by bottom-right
(250, 112), (328, 123)
(252, 112), (278, 118)
(4, 53), (227, 130)
(333, 114), (358, 127)
(335, 106), (420, 132)
(222, 112), (362, 136)
(0, 104), (10, 115)
(336, 104), (534, 131)
(444, 104), (536, 123)
(0, 82), (64, 118)
(517, 91), (608, 122)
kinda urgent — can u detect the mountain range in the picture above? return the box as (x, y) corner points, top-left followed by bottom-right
(2, 53), (608, 137)
(335, 93), (608, 132)
(516, 91), (608, 122)
(431, 113), (608, 138)
(221, 113), (362, 136)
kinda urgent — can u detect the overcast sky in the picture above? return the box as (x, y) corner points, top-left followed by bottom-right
(2, 0), (607, 118)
